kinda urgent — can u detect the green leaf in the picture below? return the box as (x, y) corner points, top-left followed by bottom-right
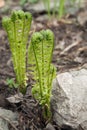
(6, 78), (19, 89)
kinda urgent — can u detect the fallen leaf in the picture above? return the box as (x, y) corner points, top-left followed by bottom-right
(6, 93), (23, 103)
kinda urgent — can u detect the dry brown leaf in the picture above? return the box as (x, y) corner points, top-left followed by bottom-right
(58, 18), (73, 24)
(6, 93), (23, 103)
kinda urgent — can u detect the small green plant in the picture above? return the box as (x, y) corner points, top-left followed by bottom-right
(42, 0), (65, 19)
(58, 0), (65, 19)
(2, 10), (32, 93)
(6, 78), (19, 89)
(28, 29), (56, 118)
(42, 0), (81, 19)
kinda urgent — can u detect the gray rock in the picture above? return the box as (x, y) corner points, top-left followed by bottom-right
(51, 69), (87, 130)
(0, 108), (18, 130)
(44, 123), (55, 130)
(79, 120), (87, 130)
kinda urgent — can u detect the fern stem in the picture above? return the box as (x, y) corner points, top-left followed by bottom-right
(13, 21), (19, 84)
(58, 0), (65, 19)
(49, 66), (55, 94)
(42, 40), (44, 94)
(53, 0), (57, 17)
(47, 40), (54, 94)
(32, 42), (43, 98)
(21, 15), (25, 87)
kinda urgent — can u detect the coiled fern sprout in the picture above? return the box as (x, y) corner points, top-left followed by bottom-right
(2, 10), (32, 93)
(28, 29), (56, 118)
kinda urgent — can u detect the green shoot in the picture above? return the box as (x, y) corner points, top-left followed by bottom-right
(52, 0), (58, 18)
(58, 0), (65, 19)
(42, 0), (65, 19)
(42, 0), (51, 18)
(2, 10), (32, 93)
(42, 0), (81, 19)
(6, 78), (19, 89)
(28, 29), (56, 118)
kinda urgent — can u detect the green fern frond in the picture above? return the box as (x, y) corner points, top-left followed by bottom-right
(2, 10), (32, 93)
(28, 29), (56, 118)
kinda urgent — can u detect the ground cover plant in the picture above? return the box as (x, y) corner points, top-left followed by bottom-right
(2, 10), (56, 119)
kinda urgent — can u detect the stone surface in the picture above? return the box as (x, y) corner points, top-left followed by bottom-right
(51, 68), (87, 130)
(0, 108), (18, 130)
(44, 123), (55, 130)
(79, 120), (87, 130)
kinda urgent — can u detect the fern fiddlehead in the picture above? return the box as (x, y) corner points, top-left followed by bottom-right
(28, 29), (56, 118)
(2, 10), (32, 93)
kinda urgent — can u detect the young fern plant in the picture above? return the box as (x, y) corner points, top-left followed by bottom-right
(2, 10), (32, 93)
(28, 29), (56, 118)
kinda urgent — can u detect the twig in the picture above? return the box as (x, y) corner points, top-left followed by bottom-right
(60, 40), (82, 55)
(0, 115), (18, 130)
